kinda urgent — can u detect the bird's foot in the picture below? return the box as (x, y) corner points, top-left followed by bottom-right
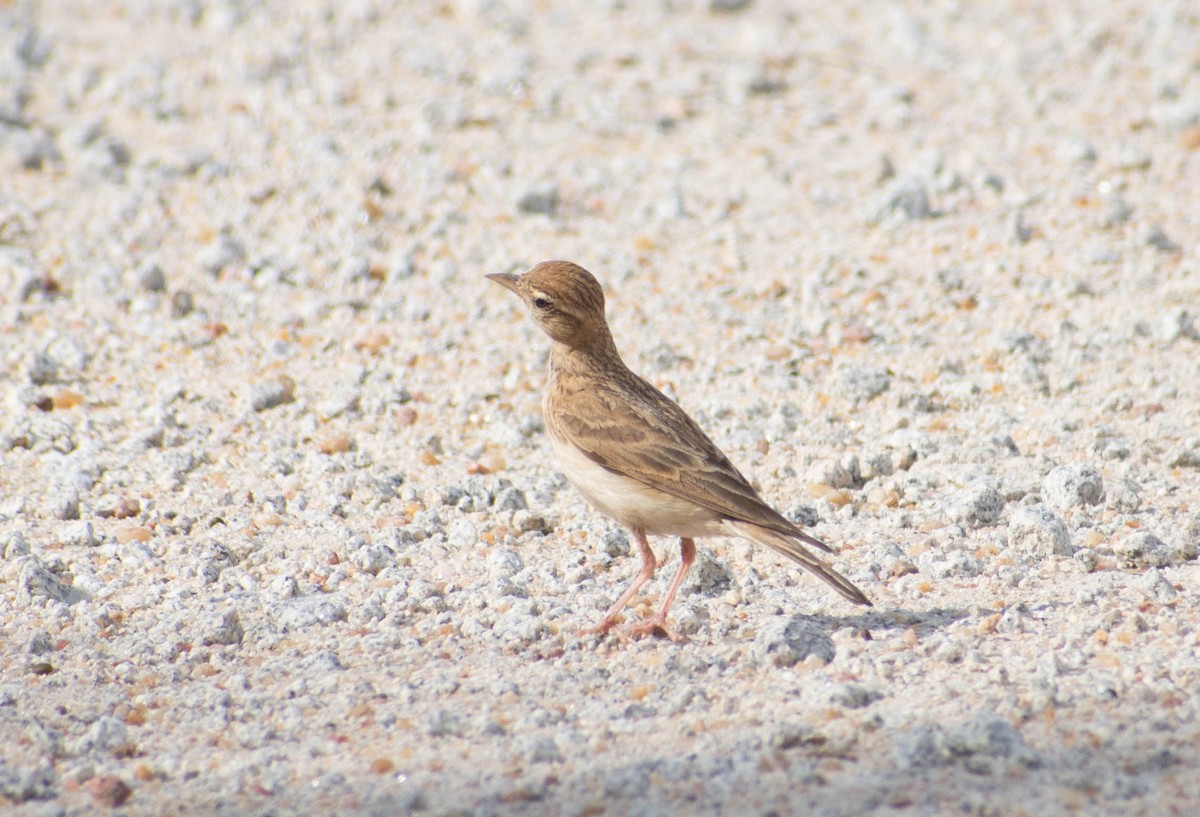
(621, 613), (684, 643)
(578, 616), (622, 639)
(580, 613), (683, 643)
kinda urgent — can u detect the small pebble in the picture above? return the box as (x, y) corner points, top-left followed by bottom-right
(513, 509), (549, 533)
(202, 229), (246, 275)
(871, 176), (932, 222)
(517, 183), (559, 216)
(1158, 311), (1198, 343)
(249, 375), (296, 412)
(170, 290), (194, 317)
(86, 775), (132, 807)
(710, 0), (752, 12)
(137, 262), (166, 292)
(522, 735), (563, 764)
(806, 459), (854, 489)
(1145, 226), (1180, 253)
(1058, 136), (1097, 164)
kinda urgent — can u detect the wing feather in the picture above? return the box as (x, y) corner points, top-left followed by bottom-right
(545, 366), (834, 554)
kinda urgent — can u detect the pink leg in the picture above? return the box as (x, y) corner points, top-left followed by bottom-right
(580, 528), (656, 637)
(623, 538), (696, 642)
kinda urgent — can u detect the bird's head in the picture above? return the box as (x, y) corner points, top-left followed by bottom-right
(487, 260), (613, 352)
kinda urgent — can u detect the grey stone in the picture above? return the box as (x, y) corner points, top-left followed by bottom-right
(268, 593), (348, 632)
(1008, 505), (1073, 557)
(1043, 464), (1104, 511)
(73, 716), (129, 756)
(513, 509), (549, 533)
(18, 557), (69, 603)
(680, 551), (733, 597)
(753, 615), (835, 667)
(897, 711), (1039, 771)
(170, 290), (194, 317)
(859, 452), (894, 480)
(203, 610), (245, 646)
(447, 517), (479, 548)
(806, 459), (854, 489)
(493, 486), (528, 512)
(352, 543), (396, 575)
(601, 529), (630, 557)
(202, 228), (246, 274)
(0, 760), (56, 802)
(1166, 447), (1200, 468)
(62, 521), (98, 547)
(1058, 136), (1097, 164)
(947, 482), (1005, 528)
(832, 364), (891, 403)
(830, 683), (883, 709)
(523, 735), (563, 764)
(1106, 478), (1142, 513)
(1145, 226), (1180, 254)
(1135, 568), (1178, 603)
(27, 631), (53, 655)
(426, 707), (463, 737)
(249, 375), (296, 412)
(138, 262), (166, 292)
(916, 548), (985, 579)
(786, 504), (820, 528)
(946, 711), (1041, 770)
(1114, 531), (1170, 568)
(488, 547), (524, 578)
(4, 531), (32, 559)
(517, 182), (559, 216)
(872, 176), (932, 222)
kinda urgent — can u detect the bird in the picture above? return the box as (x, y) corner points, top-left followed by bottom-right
(487, 260), (871, 641)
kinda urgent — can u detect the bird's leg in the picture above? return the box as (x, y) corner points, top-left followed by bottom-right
(580, 528), (656, 637)
(623, 537), (696, 642)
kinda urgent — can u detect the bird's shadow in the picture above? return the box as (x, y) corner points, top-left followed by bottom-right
(773, 605), (972, 640)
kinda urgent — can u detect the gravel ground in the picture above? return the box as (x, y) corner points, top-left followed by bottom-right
(3, 1), (1200, 815)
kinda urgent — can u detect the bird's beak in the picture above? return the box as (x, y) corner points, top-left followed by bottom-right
(485, 272), (521, 295)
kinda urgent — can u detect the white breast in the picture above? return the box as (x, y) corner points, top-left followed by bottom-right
(549, 434), (726, 538)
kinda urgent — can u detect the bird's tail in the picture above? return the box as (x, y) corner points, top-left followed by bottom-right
(724, 520), (872, 607)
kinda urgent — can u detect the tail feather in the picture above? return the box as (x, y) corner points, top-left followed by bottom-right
(724, 520), (872, 607)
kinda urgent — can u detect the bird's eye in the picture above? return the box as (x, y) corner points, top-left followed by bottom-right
(532, 297), (551, 310)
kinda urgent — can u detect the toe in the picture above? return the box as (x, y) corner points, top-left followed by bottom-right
(623, 615), (684, 642)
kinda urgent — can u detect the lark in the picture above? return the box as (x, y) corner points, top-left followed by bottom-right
(488, 260), (871, 641)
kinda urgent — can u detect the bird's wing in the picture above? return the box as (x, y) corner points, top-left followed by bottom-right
(546, 368), (833, 553)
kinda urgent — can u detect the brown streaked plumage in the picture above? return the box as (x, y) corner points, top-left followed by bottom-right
(487, 260), (871, 641)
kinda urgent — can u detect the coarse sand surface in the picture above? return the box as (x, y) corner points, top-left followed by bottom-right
(2, 1), (1199, 815)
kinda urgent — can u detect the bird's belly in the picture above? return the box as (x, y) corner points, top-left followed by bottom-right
(550, 436), (725, 538)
